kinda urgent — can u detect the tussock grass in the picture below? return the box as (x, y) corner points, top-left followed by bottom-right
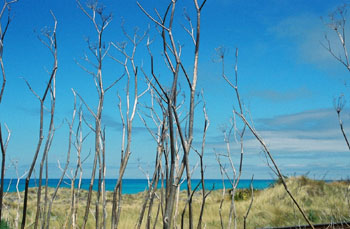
(1, 176), (350, 228)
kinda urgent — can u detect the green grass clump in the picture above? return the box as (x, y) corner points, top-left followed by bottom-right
(0, 220), (10, 229)
(1, 176), (350, 228)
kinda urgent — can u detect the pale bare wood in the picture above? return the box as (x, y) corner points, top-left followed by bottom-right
(109, 19), (149, 229)
(219, 47), (315, 229)
(75, 2), (113, 228)
(243, 176), (254, 229)
(138, 1), (207, 227)
(0, 1), (18, 223)
(21, 12), (58, 229)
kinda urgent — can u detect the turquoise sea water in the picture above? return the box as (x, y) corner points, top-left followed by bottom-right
(2, 179), (276, 194)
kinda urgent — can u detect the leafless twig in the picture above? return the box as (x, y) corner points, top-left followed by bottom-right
(243, 175), (254, 229)
(21, 11), (58, 229)
(219, 47), (315, 229)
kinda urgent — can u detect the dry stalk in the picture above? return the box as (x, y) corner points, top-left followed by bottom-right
(243, 175), (254, 229)
(32, 13), (58, 229)
(322, 5), (350, 153)
(219, 47), (315, 229)
(136, 98), (167, 229)
(322, 4), (350, 72)
(334, 96), (350, 150)
(137, 1), (207, 227)
(0, 0), (18, 223)
(75, 1), (114, 228)
(109, 23), (148, 228)
(195, 94), (212, 229)
(21, 12), (58, 229)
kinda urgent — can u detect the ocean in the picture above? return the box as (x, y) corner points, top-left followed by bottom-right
(1, 179), (276, 194)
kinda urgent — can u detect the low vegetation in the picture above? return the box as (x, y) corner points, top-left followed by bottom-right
(0, 176), (349, 228)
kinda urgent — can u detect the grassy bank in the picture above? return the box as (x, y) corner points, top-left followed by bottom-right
(1, 176), (350, 228)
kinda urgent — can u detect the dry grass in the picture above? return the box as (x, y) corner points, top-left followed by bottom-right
(1, 176), (350, 228)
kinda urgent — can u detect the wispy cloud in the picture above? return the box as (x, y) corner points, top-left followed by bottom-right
(206, 108), (349, 155)
(268, 12), (347, 69)
(207, 109), (350, 157)
(256, 108), (339, 131)
(249, 87), (313, 103)
(201, 108), (350, 179)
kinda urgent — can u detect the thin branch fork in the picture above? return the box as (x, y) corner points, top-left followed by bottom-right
(196, 93), (211, 229)
(322, 4), (350, 71)
(74, 91), (98, 120)
(334, 96), (350, 150)
(235, 108), (315, 229)
(181, 3), (207, 225)
(35, 82), (57, 229)
(76, 3), (110, 228)
(136, 1), (170, 32)
(110, 15), (148, 229)
(0, 0), (18, 20)
(21, 12), (58, 229)
(138, 1), (208, 228)
(321, 35), (350, 71)
(76, 0), (112, 35)
(220, 46), (315, 229)
(0, 0), (18, 103)
(45, 90), (78, 229)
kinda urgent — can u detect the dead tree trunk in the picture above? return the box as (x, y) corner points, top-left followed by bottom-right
(109, 26), (148, 228)
(45, 90), (78, 229)
(0, 0), (18, 223)
(196, 96), (212, 229)
(33, 15), (58, 229)
(21, 12), (58, 229)
(0, 126), (5, 225)
(75, 1), (113, 228)
(137, 1), (207, 227)
(136, 97), (168, 228)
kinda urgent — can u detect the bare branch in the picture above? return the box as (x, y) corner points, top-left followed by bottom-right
(0, 0), (18, 103)
(334, 95), (350, 150)
(21, 77), (42, 101)
(21, 12), (58, 228)
(243, 175), (254, 229)
(322, 4), (350, 71)
(105, 72), (124, 92)
(221, 46), (314, 229)
(136, 2), (169, 31)
(75, 90), (98, 120)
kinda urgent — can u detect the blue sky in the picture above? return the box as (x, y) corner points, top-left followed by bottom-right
(1, 0), (350, 180)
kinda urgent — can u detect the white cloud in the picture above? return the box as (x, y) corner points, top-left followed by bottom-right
(269, 12), (348, 70)
(260, 134), (347, 153)
(205, 108), (350, 179)
(257, 108), (339, 130)
(208, 108), (350, 154)
(249, 87), (313, 103)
